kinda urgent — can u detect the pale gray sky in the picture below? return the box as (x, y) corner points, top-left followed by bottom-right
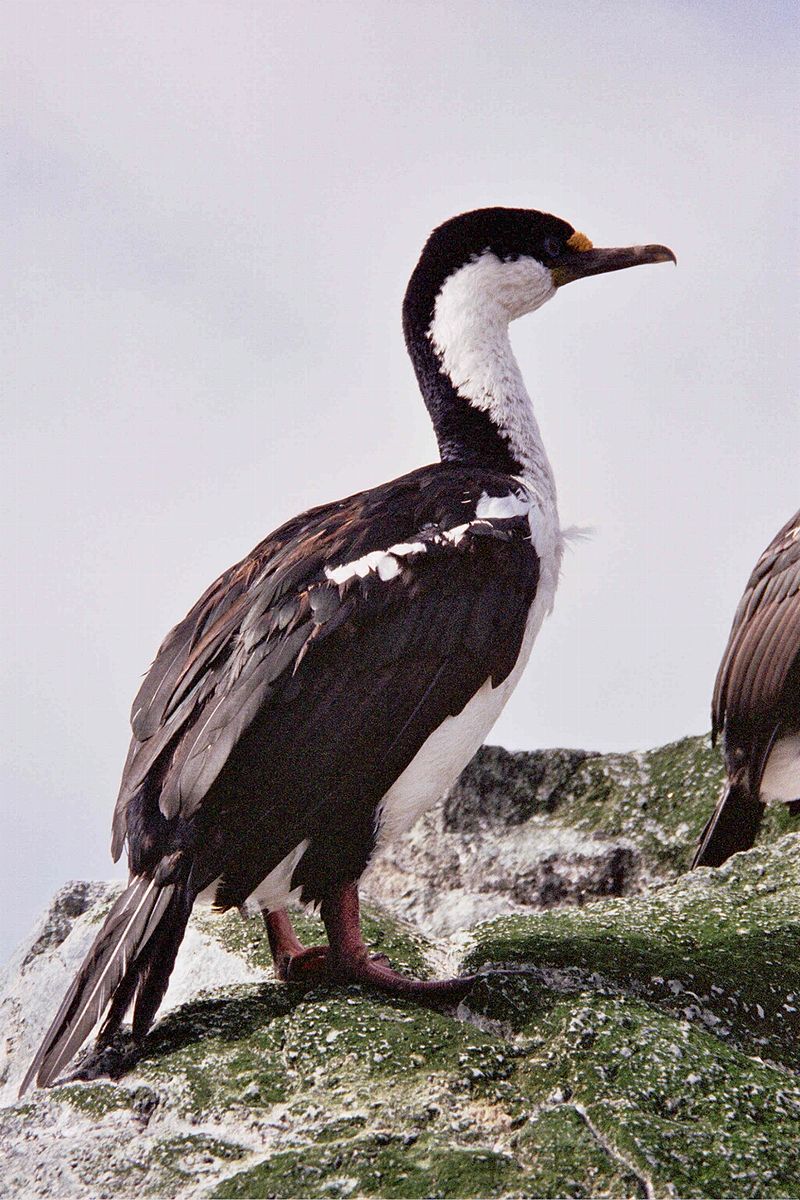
(2, 0), (797, 959)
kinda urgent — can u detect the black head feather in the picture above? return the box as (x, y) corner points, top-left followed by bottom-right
(403, 207), (575, 473)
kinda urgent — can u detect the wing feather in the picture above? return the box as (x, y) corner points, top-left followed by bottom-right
(111, 465), (542, 903)
(712, 509), (800, 786)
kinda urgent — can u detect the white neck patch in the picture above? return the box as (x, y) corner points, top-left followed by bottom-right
(427, 252), (557, 499)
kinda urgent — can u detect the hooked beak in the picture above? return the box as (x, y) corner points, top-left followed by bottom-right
(552, 243), (676, 288)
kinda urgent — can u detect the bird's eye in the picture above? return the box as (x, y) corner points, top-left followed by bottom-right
(543, 237), (561, 259)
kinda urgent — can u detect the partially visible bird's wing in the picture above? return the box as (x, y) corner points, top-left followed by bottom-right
(111, 464), (543, 902)
(712, 509), (800, 782)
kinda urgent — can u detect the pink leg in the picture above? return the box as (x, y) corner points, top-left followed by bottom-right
(262, 891), (476, 1000)
(261, 909), (328, 981)
(321, 882), (477, 1001)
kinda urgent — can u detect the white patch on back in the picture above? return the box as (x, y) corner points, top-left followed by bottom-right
(476, 490), (530, 521)
(326, 550), (389, 584)
(761, 733), (800, 804)
(324, 484), (564, 589)
(442, 522), (471, 545)
(376, 555), (400, 581)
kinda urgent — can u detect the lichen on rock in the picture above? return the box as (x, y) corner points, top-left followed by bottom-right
(364, 735), (795, 935)
(1, 738), (798, 1198)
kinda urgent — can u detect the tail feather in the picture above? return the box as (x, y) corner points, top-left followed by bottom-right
(19, 875), (185, 1095)
(131, 889), (193, 1040)
(692, 776), (765, 869)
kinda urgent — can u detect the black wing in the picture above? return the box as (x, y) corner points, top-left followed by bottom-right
(712, 509), (800, 786)
(112, 464), (541, 906)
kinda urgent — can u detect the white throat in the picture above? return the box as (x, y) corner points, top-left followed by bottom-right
(427, 251), (557, 503)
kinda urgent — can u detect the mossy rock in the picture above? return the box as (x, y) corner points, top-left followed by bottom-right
(463, 834), (800, 1068)
(452, 736), (795, 880)
(211, 1137), (528, 1199)
(3, 749), (800, 1197)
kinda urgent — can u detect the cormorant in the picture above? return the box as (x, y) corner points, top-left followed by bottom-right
(22, 206), (674, 1093)
(693, 509), (800, 867)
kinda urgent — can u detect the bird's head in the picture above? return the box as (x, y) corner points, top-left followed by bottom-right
(403, 206), (676, 475)
(404, 206), (676, 332)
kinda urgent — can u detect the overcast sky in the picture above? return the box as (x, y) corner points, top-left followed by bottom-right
(2, 0), (797, 960)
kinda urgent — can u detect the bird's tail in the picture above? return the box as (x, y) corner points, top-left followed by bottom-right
(691, 774), (765, 869)
(19, 874), (192, 1095)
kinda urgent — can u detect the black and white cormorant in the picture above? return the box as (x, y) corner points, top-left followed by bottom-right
(693, 509), (800, 867)
(22, 206), (674, 1092)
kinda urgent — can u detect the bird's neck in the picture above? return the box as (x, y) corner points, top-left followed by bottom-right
(403, 268), (557, 506)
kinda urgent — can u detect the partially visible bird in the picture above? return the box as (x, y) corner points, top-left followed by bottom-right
(21, 207), (674, 1094)
(693, 510), (800, 868)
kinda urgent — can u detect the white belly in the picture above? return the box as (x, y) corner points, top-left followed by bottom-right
(761, 733), (800, 804)
(374, 555), (557, 849)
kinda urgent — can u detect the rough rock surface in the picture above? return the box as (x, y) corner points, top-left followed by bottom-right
(1, 736), (798, 1198)
(363, 735), (794, 934)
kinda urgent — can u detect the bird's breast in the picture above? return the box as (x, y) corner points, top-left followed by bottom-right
(373, 527), (560, 850)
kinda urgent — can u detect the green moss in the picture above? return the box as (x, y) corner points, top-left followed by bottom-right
(451, 838), (800, 1196)
(194, 901), (435, 980)
(211, 1136), (525, 1199)
(50, 1081), (147, 1118)
(463, 737), (795, 882)
(0, 1102), (36, 1119)
(150, 1133), (248, 1174)
(136, 984), (297, 1113)
(125, 834), (800, 1195)
(513, 993), (800, 1198)
(279, 990), (507, 1087)
(310, 1114), (368, 1143)
(9, 739), (800, 1199)
(192, 907), (275, 972)
(133, 975), (512, 1122)
(463, 834), (800, 1067)
(549, 737), (718, 875)
(645, 738), (793, 874)
(515, 1107), (645, 1198)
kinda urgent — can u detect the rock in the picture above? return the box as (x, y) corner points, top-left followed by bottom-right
(19, 881), (112, 969)
(363, 736), (795, 935)
(0, 884), (269, 1107)
(1, 737), (799, 1198)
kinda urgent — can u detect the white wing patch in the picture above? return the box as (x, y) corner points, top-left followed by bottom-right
(324, 540), (426, 586)
(442, 522), (471, 546)
(324, 494), (535, 588)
